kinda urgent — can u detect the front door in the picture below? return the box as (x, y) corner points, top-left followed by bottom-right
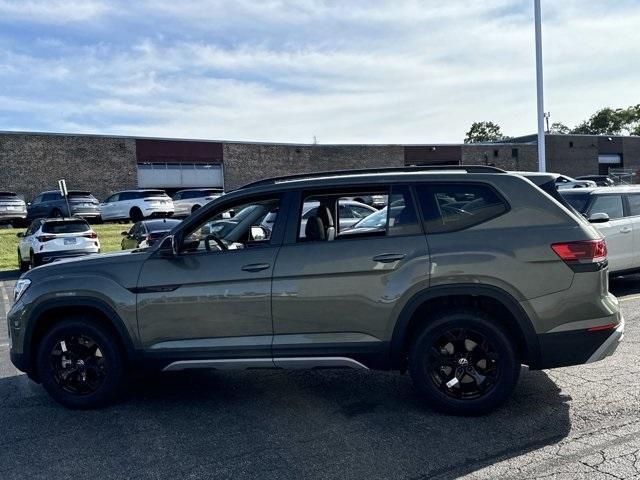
(136, 195), (284, 360)
(271, 185), (430, 364)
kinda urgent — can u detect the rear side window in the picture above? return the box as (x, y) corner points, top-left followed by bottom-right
(628, 195), (640, 216)
(415, 183), (508, 233)
(42, 193), (60, 202)
(42, 220), (90, 234)
(589, 195), (624, 219)
(560, 192), (590, 213)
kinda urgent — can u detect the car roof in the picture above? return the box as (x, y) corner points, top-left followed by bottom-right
(38, 190), (93, 195)
(113, 189), (166, 194)
(559, 185), (640, 194)
(40, 218), (89, 223)
(175, 188), (223, 192)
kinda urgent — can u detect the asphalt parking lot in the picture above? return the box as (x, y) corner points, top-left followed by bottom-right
(0, 271), (638, 480)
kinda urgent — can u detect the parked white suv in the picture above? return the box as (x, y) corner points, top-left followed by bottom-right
(100, 190), (174, 222)
(560, 186), (640, 274)
(17, 218), (100, 270)
(172, 188), (223, 217)
(554, 174), (597, 190)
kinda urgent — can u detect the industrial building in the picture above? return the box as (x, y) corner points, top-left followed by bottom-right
(1, 130), (639, 201)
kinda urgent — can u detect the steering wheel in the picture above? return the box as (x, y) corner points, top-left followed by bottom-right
(204, 234), (228, 252)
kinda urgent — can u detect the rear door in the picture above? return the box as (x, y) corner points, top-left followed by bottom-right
(101, 194), (119, 220)
(587, 194), (633, 272)
(271, 185), (429, 363)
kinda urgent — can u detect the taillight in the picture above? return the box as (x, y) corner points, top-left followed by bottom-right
(551, 239), (607, 270)
(36, 235), (56, 242)
(83, 231), (98, 239)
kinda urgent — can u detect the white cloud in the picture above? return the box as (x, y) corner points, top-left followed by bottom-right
(0, 0), (639, 143)
(0, 0), (109, 23)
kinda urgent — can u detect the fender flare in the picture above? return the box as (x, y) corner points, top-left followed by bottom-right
(389, 284), (541, 368)
(23, 297), (139, 371)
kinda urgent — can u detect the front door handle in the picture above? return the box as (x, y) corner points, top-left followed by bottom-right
(241, 263), (271, 272)
(373, 253), (406, 263)
(620, 227), (632, 234)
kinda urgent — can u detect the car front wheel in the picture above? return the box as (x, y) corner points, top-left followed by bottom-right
(36, 317), (125, 409)
(408, 309), (520, 415)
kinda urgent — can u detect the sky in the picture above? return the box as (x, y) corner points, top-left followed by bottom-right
(0, 0), (639, 144)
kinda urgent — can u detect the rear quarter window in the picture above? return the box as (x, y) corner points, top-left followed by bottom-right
(415, 183), (508, 233)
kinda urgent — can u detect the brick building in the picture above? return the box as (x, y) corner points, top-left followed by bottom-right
(1, 130), (639, 201)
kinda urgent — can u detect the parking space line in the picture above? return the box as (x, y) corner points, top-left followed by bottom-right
(620, 294), (640, 303)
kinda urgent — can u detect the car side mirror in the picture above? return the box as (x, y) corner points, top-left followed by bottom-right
(121, 231), (129, 236)
(251, 226), (268, 241)
(588, 212), (610, 223)
(16, 232), (24, 238)
(157, 234), (178, 256)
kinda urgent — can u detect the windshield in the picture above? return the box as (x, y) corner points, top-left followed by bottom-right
(42, 220), (90, 234)
(353, 208), (387, 229)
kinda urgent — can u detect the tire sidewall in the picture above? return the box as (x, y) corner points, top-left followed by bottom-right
(409, 311), (520, 415)
(36, 319), (124, 409)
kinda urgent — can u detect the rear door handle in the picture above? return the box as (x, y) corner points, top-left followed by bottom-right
(373, 253), (406, 263)
(241, 263), (271, 272)
(620, 227), (632, 234)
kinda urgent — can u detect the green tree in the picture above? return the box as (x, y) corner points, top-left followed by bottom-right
(549, 122), (570, 134)
(464, 121), (506, 143)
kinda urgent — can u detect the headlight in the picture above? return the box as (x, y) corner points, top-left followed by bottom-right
(14, 279), (31, 302)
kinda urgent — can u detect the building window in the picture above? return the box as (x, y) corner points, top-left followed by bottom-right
(569, 141), (574, 148)
(493, 150), (499, 158)
(511, 148), (518, 158)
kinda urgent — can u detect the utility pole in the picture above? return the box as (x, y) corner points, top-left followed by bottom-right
(534, 0), (546, 172)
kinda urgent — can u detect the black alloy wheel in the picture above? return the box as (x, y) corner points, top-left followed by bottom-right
(49, 333), (107, 396)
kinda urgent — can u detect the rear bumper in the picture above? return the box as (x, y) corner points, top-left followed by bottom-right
(536, 315), (624, 369)
(34, 248), (98, 264)
(0, 211), (26, 221)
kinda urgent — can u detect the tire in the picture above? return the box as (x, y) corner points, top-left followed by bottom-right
(18, 249), (29, 272)
(30, 250), (40, 269)
(191, 204), (201, 214)
(129, 207), (143, 222)
(35, 317), (125, 409)
(408, 309), (520, 415)
(51, 208), (62, 218)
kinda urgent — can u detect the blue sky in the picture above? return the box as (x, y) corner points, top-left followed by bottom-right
(1, 0), (639, 143)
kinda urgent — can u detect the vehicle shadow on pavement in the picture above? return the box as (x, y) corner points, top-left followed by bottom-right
(0, 366), (570, 480)
(0, 270), (19, 281)
(609, 274), (640, 297)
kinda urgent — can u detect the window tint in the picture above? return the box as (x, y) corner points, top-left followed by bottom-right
(42, 220), (90, 234)
(31, 195), (43, 204)
(628, 195), (640, 216)
(415, 183), (507, 233)
(589, 195), (624, 219)
(350, 205), (374, 219)
(42, 193), (60, 202)
(338, 205), (353, 219)
(118, 192), (135, 201)
(387, 185), (420, 236)
(559, 192), (590, 213)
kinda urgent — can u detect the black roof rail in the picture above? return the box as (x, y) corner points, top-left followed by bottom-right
(239, 165), (506, 190)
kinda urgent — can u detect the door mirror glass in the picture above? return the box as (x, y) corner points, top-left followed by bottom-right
(121, 231), (129, 236)
(251, 226), (268, 241)
(16, 232), (24, 238)
(588, 212), (610, 223)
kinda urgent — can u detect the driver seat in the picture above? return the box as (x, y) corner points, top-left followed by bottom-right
(304, 204), (335, 241)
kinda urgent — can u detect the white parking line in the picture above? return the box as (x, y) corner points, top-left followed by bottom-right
(620, 294), (640, 303)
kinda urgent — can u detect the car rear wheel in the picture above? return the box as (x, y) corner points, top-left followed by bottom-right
(29, 250), (40, 268)
(18, 249), (29, 272)
(36, 317), (125, 409)
(129, 207), (143, 222)
(408, 309), (520, 415)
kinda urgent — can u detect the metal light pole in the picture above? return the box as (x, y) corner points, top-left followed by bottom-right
(534, 0), (546, 171)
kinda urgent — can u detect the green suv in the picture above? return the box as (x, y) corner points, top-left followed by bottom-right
(7, 167), (624, 414)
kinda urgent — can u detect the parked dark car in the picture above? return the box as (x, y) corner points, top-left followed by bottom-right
(576, 175), (616, 187)
(121, 218), (182, 249)
(0, 191), (27, 226)
(27, 190), (100, 221)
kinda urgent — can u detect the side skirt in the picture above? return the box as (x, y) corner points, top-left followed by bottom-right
(162, 356), (369, 372)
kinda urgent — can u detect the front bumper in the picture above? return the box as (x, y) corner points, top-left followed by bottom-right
(0, 211), (26, 221)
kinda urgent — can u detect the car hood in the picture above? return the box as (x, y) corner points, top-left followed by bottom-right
(22, 249), (151, 284)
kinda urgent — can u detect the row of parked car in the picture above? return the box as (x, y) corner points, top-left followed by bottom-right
(0, 188), (226, 226)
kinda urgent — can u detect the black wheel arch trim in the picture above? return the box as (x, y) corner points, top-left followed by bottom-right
(389, 284), (541, 369)
(22, 297), (139, 375)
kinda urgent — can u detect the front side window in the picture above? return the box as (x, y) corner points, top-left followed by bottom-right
(416, 183), (508, 234)
(559, 192), (590, 213)
(589, 195), (624, 219)
(181, 198), (279, 254)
